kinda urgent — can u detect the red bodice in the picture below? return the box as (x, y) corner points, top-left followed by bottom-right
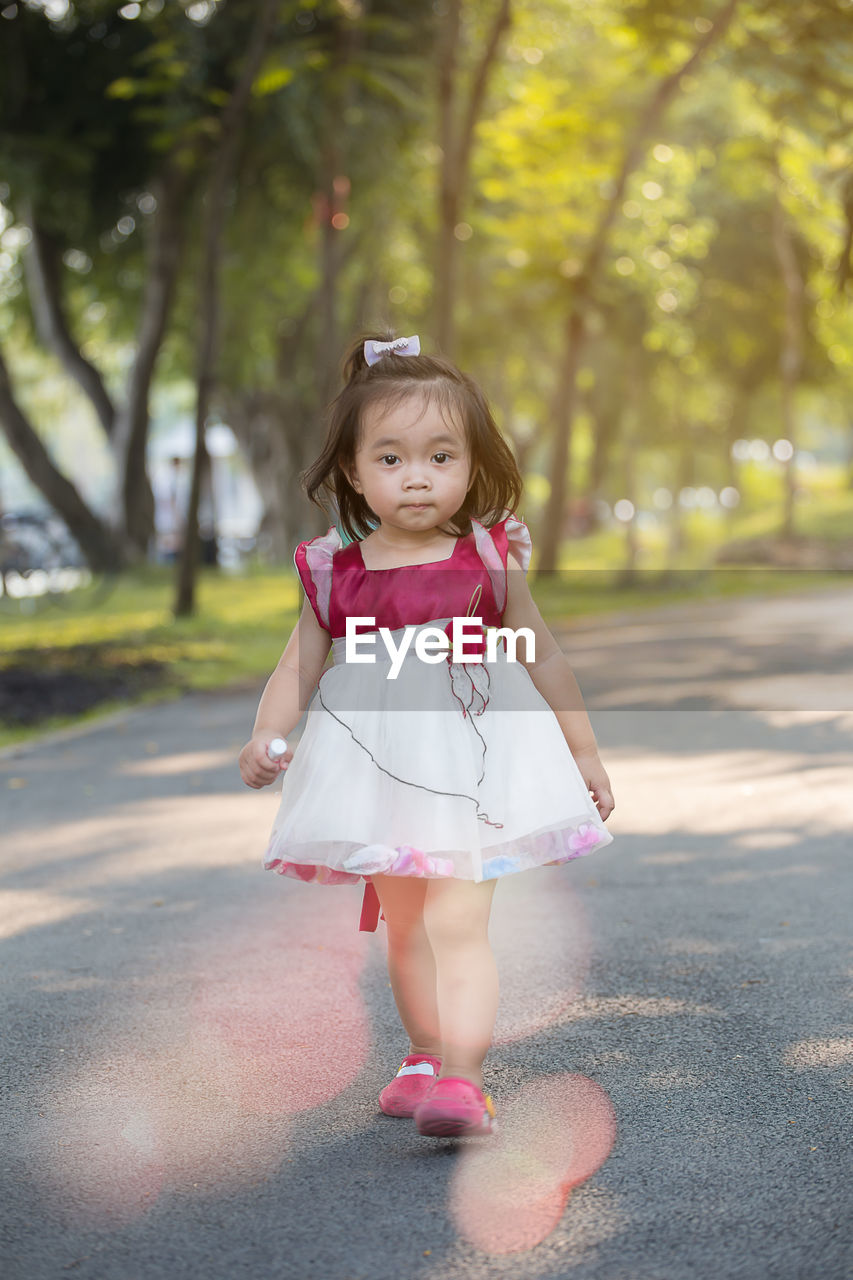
(293, 511), (530, 637)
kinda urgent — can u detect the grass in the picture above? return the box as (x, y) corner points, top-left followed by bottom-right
(0, 568), (301, 749)
(532, 565), (845, 629)
(553, 485), (853, 572)
(1, 488), (850, 750)
(1, 566), (300, 669)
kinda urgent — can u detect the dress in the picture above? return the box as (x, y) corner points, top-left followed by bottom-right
(263, 510), (614, 930)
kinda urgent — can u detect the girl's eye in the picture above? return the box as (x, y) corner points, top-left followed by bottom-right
(378, 453), (452, 464)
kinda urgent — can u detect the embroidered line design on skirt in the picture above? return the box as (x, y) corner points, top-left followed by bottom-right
(315, 681), (505, 830)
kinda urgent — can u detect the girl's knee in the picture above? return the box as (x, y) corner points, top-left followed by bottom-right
(422, 879), (495, 947)
(372, 874), (428, 932)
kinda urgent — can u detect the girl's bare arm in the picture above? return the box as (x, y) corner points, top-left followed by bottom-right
(501, 550), (614, 819)
(239, 596), (332, 788)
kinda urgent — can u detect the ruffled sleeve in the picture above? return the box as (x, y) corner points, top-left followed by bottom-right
(503, 513), (532, 574)
(293, 525), (343, 633)
(472, 511), (532, 613)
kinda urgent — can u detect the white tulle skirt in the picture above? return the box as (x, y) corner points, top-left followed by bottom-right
(263, 620), (613, 885)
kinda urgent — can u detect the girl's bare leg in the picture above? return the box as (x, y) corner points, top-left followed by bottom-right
(371, 874), (442, 1057)
(422, 877), (498, 1091)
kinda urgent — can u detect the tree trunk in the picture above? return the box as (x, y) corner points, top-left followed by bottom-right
(434, 0), (512, 357)
(771, 168), (804, 540)
(315, 14), (362, 408)
(615, 357), (640, 586)
(175, 0), (279, 617)
(835, 168), (853, 294)
(21, 164), (190, 559)
(114, 164), (192, 555)
(226, 392), (293, 560)
(317, 190), (342, 408)
(536, 0), (740, 575)
(0, 342), (122, 571)
(618, 432), (639, 586)
(724, 386), (750, 530)
(435, 0), (462, 357)
(664, 426), (693, 575)
(537, 305), (585, 564)
(22, 209), (116, 438)
(589, 396), (614, 506)
(226, 389), (326, 557)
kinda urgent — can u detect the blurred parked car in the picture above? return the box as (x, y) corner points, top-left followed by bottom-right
(1, 511), (86, 574)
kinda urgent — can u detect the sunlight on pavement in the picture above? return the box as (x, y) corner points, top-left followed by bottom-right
(709, 863), (821, 886)
(611, 740), (853, 846)
(736, 830), (800, 849)
(449, 1074), (617, 1254)
(562, 994), (722, 1019)
(723, 674), (853, 711)
(783, 1037), (853, 1069)
(7, 793), (277, 879)
(0, 889), (100, 941)
(757, 709), (853, 733)
(662, 936), (737, 955)
(116, 749), (237, 777)
(638, 1067), (706, 1088)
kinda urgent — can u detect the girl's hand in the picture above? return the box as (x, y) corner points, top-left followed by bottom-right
(574, 748), (615, 821)
(239, 735), (294, 789)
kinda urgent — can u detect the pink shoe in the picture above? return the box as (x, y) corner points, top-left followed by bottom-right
(378, 1053), (442, 1117)
(413, 1076), (497, 1137)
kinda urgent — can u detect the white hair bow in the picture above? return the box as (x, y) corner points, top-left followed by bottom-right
(364, 335), (421, 366)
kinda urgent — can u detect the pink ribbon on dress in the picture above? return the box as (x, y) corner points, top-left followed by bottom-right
(360, 881), (384, 931)
(444, 583), (493, 720)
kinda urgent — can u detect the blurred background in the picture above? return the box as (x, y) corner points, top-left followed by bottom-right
(1, 0), (852, 735)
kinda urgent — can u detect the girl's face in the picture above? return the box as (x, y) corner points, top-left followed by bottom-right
(343, 391), (477, 534)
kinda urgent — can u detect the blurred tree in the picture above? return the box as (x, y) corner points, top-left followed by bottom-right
(466, 0), (853, 568)
(0, 0), (206, 559)
(174, 0), (279, 618)
(2, 0), (852, 578)
(433, 0), (512, 358)
(0, 342), (121, 568)
(534, 0), (740, 574)
(205, 0), (441, 554)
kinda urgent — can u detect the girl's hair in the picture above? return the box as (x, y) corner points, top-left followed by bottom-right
(301, 332), (523, 543)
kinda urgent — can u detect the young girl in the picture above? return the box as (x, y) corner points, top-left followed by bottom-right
(239, 333), (615, 1138)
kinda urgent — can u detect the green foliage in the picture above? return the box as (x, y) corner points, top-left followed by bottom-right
(2, 0), (853, 569)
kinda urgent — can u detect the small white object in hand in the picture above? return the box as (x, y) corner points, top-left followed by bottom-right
(267, 738), (288, 762)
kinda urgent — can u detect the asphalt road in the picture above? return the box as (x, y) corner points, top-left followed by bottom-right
(2, 582), (852, 1280)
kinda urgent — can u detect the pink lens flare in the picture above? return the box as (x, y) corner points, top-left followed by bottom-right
(28, 889), (373, 1227)
(191, 890), (370, 1116)
(27, 1057), (167, 1229)
(28, 1038), (300, 1225)
(449, 1073), (617, 1254)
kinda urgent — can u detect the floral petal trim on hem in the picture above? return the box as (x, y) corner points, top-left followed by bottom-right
(264, 860), (358, 885)
(263, 819), (609, 887)
(481, 820), (603, 879)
